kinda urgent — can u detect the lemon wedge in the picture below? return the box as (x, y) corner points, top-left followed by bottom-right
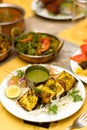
(5, 85), (21, 99)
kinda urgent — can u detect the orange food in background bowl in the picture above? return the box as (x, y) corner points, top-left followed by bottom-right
(0, 33), (12, 61)
(0, 3), (25, 35)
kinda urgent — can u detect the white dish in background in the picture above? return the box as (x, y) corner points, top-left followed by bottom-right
(0, 65), (86, 123)
(71, 50), (87, 83)
(31, 0), (85, 20)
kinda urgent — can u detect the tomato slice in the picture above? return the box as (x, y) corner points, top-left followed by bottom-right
(80, 44), (87, 55)
(71, 53), (87, 63)
(41, 38), (50, 52)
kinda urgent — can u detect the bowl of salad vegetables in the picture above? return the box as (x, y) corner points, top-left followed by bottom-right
(14, 32), (64, 63)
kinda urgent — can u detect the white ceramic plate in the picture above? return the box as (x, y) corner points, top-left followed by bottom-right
(0, 65), (86, 122)
(71, 50), (87, 83)
(31, 0), (84, 20)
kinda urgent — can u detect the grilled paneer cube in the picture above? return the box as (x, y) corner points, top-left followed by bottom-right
(45, 78), (55, 87)
(18, 89), (38, 111)
(45, 78), (65, 96)
(40, 78), (65, 103)
(54, 81), (65, 96)
(56, 71), (77, 92)
(41, 85), (56, 103)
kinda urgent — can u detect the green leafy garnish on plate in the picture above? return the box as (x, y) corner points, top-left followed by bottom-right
(69, 88), (83, 102)
(17, 70), (24, 78)
(47, 104), (58, 114)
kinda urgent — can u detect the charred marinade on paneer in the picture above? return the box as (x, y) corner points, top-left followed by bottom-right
(18, 71), (77, 111)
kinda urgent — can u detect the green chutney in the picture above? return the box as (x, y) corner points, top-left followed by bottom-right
(26, 69), (49, 83)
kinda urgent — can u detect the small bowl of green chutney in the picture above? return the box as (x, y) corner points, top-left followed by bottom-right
(25, 65), (50, 88)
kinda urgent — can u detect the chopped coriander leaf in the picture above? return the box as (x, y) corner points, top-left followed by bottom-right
(47, 104), (58, 114)
(34, 88), (42, 94)
(69, 88), (83, 102)
(73, 94), (83, 102)
(17, 70), (24, 78)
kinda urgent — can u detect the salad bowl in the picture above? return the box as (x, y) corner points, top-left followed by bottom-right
(14, 32), (64, 63)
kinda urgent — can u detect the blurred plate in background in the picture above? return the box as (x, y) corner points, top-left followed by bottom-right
(31, 0), (85, 20)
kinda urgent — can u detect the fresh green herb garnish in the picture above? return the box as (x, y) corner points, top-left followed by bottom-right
(49, 12), (57, 16)
(17, 70), (24, 78)
(34, 88), (42, 94)
(69, 88), (83, 102)
(47, 104), (58, 114)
